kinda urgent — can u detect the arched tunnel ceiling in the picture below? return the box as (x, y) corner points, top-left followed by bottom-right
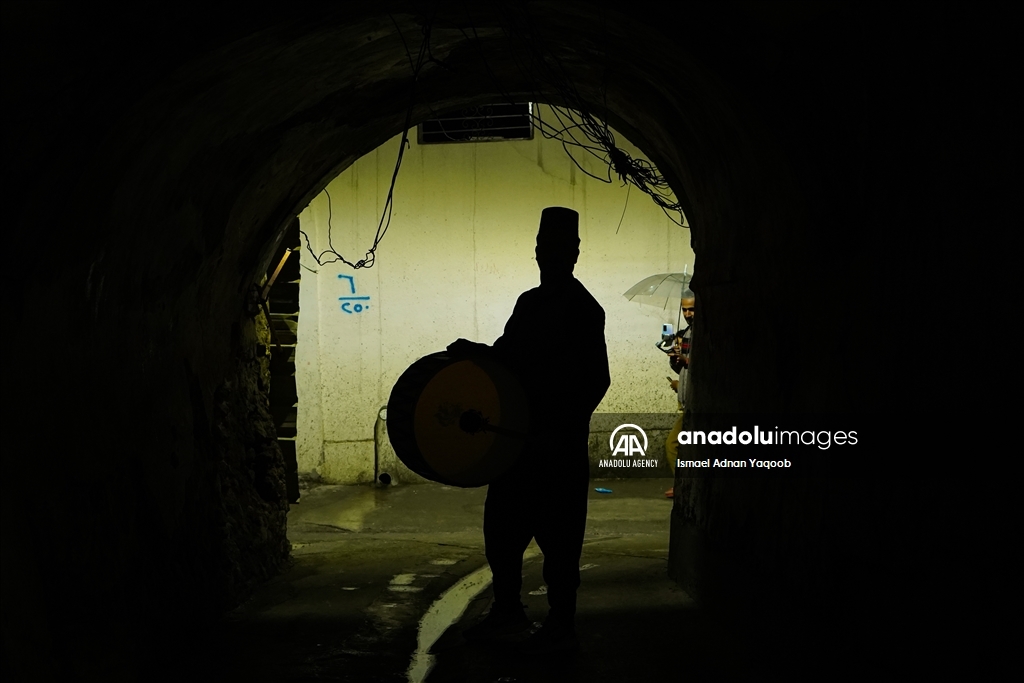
(68, 3), (788, 289)
(10, 2), (822, 411)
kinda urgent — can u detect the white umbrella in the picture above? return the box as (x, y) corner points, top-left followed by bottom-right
(622, 271), (692, 312)
(623, 269), (693, 347)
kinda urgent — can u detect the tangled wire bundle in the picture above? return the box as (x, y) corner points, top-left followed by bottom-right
(299, 5), (687, 272)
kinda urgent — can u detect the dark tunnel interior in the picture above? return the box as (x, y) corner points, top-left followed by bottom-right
(1, 2), (1009, 680)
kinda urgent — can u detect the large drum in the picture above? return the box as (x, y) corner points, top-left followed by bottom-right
(387, 352), (530, 487)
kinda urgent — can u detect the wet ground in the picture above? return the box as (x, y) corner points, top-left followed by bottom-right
(193, 479), (749, 682)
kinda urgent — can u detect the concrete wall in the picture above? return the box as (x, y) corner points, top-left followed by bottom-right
(295, 107), (694, 482)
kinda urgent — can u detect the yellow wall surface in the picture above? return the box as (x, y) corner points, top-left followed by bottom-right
(296, 106), (694, 482)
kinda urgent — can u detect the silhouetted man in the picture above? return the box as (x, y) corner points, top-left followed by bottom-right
(448, 206), (610, 653)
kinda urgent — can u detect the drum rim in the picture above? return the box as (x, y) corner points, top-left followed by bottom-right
(386, 351), (529, 488)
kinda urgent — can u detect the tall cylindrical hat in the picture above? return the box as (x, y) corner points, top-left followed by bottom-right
(536, 207), (580, 247)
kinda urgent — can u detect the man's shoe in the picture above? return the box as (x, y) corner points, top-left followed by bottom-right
(518, 620), (579, 654)
(462, 604), (532, 643)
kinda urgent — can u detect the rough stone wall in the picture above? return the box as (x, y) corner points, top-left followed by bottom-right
(214, 312), (290, 605)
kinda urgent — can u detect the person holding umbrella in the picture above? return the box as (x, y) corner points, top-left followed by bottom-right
(621, 269), (696, 497)
(664, 286), (695, 498)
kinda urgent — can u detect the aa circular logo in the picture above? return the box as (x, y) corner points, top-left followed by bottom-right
(609, 424), (648, 457)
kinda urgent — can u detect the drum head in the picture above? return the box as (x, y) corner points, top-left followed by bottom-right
(387, 352), (529, 487)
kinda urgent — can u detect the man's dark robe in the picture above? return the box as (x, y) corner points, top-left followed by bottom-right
(484, 275), (610, 623)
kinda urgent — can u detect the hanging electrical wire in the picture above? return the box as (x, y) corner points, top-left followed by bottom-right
(536, 105), (687, 227)
(302, 4), (687, 272)
(463, 4), (688, 227)
(299, 10), (437, 269)
(517, 9), (687, 226)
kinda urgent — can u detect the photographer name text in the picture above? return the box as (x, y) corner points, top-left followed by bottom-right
(676, 458), (792, 469)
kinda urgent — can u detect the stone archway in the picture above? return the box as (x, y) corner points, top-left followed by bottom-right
(3, 2), (942, 677)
